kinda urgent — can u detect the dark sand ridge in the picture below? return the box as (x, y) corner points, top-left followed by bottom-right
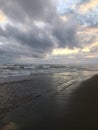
(0, 74), (98, 130)
(66, 74), (98, 129)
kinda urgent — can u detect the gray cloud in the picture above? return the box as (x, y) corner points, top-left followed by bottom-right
(0, 15), (80, 59)
(52, 17), (79, 48)
(0, 0), (58, 61)
(0, 0), (56, 23)
(0, 24), (55, 58)
(0, 0), (97, 64)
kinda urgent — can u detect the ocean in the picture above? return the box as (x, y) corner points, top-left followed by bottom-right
(0, 64), (98, 78)
(0, 64), (98, 85)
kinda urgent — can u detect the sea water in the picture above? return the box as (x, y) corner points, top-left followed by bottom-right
(0, 64), (97, 78)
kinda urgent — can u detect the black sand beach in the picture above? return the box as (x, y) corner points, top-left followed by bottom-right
(0, 73), (98, 130)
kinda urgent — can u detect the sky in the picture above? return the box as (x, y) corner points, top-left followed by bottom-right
(0, 0), (98, 64)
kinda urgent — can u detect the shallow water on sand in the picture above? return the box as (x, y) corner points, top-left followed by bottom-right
(0, 72), (98, 130)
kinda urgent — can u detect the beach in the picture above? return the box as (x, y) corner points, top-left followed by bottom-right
(0, 0), (98, 129)
(0, 73), (98, 130)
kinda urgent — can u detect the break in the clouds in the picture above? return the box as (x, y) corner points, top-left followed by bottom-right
(0, 0), (98, 64)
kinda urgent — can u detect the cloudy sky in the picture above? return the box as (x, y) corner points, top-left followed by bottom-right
(0, 0), (98, 64)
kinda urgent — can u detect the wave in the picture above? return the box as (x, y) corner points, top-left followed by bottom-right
(0, 64), (98, 78)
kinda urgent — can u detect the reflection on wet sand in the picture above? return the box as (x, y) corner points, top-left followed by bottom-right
(0, 74), (98, 130)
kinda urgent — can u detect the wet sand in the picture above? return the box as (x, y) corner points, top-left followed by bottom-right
(0, 74), (98, 130)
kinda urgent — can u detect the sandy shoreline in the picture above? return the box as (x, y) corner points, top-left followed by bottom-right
(0, 74), (75, 115)
(0, 74), (98, 130)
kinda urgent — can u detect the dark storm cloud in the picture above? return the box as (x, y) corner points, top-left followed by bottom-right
(52, 17), (79, 48)
(0, 0), (59, 59)
(0, 15), (80, 58)
(0, 0), (56, 23)
(0, 23), (55, 58)
(0, 27), (7, 37)
(0, 24), (59, 58)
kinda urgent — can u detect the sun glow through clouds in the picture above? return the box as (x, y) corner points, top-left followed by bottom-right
(52, 48), (80, 55)
(0, 11), (8, 22)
